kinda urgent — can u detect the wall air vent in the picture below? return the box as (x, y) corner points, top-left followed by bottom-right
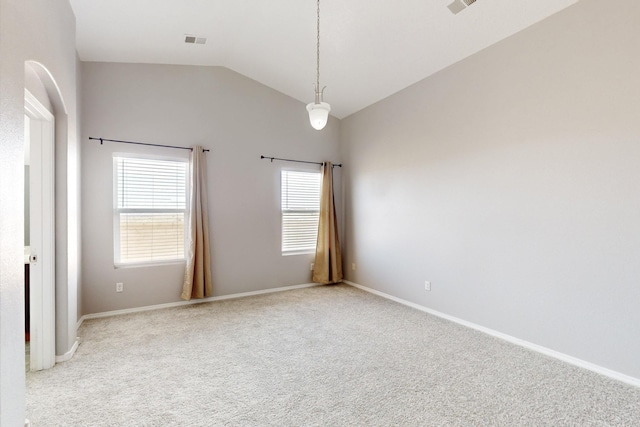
(184, 35), (207, 45)
(447, 0), (478, 14)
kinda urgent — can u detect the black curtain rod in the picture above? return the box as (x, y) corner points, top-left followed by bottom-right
(260, 155), (342, 168)
(89, 137), (210, 152)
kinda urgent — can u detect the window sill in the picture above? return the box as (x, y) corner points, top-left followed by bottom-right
(114, 259), (186, 269)
(282, 251), (316, 257)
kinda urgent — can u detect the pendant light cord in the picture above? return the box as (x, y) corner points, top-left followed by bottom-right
(316, 0), (321, 91)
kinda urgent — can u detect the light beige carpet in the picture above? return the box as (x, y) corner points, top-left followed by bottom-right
(26, 284), (640, 426)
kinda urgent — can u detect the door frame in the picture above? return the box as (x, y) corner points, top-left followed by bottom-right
(24, 89), (56, 371)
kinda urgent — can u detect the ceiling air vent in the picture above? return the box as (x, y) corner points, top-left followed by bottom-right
(447, 0), (478, 14)
(184, 35), (207, 45)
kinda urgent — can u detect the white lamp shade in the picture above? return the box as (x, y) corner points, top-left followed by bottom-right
(306, 102), (331, 130)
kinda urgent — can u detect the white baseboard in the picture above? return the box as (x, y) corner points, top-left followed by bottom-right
(78, 282), (319, 323)
(55, 338), (79, 363)
(343, 280), (640, 389)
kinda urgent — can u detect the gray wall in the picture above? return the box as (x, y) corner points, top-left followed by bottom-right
(0, 0), (80, 424)
(80, 62), (341, 315)
(341, 0), (640, 380)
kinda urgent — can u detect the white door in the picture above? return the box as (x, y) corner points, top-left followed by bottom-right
(25, 90), (55, 371)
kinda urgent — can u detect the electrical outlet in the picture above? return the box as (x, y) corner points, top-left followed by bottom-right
(351, 262), (356, 271)
(310, 263), (314, 271)
(424, 281), (431, 291)
(116, 282), (124, 293)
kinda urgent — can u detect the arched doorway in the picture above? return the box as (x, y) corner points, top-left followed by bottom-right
(24, 60), (69, 371)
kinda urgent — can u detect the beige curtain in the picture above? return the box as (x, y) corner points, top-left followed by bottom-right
(181, 145), (212, 300)
(313, 162), (343, 284)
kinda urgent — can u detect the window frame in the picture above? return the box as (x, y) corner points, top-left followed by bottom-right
(281, 168), (322, 256)
(113, 152), (190, 268)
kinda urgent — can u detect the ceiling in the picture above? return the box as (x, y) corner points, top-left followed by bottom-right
(69, 0), (579, 119)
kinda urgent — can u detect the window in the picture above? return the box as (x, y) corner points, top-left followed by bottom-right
(113, 155), (188, 265)
(281, 169), (321, 255)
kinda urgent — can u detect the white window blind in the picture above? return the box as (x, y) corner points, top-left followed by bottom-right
(281, 169), (321, 255)
(114, 155), (188, 265)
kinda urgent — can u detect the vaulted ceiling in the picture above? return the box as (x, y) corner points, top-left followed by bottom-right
(70, 0), (579, 119)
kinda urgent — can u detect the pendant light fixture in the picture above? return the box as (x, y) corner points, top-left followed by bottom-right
(306, 0), (331, 130)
